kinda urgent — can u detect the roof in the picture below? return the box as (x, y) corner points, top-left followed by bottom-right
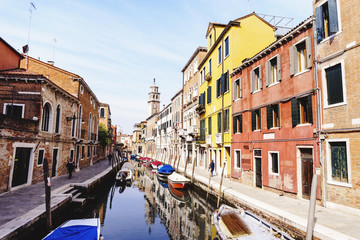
(171, 88), (183, 101)
(181, 46), (207, 72)
(24, 55), (101, 105)
(205, 22), (227, 37)
(0, 68), (79, 103)
(231, 16), (314, 76)
(199, 12), (276, 70)
(0, 37), (24, 59)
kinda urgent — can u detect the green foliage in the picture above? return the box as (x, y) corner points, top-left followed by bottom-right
(98, 123), (112, 149)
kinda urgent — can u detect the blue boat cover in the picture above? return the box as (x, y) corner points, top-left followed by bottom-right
(158, 164), (175, 174)
(159, 181), (168, 188)
(43, 225), (98, 240)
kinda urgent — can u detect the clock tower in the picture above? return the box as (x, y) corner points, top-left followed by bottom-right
(148, 78), (160, 117)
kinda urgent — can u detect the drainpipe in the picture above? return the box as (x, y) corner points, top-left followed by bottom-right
(313, 17), (326, 207)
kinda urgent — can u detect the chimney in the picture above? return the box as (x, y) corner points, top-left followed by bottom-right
(47, 60), (54, 65)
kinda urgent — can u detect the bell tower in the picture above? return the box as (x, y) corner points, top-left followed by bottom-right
(148, 78), (160, 117)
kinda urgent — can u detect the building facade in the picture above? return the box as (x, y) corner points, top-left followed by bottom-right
(314, 0), (360, 210)
(170, 89), (183, 166)
(198, 13), (277, 176)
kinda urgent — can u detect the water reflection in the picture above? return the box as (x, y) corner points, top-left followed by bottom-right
(82, 166), (217, 240)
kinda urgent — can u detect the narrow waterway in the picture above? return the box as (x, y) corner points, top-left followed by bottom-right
(37, 166), (219, 240)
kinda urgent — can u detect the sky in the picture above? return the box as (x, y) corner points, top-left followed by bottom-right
(0, 0), (312, 134)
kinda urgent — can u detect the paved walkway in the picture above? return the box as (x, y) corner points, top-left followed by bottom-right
(177, 163), (360, 240)
(0, 158), (113, 239)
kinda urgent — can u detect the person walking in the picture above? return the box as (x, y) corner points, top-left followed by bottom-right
(209, 160), (215, 177)
(108, 152), (112, 164)
(66, 158), (75, 179)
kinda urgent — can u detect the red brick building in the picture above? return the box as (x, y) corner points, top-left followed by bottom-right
(230, 17), (321, 199)
(0, 38), (80, 192)
(20, 56), (101, 169)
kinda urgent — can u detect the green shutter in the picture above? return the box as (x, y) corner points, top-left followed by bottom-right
(291, 98), (299, 127)
(218, 112), (221, 133)
(258, 65), (263, 90)
(239, 114), (243, 133)
(276, 104), (280, 127)
(251, 111), (256, 131)
(289, 46), (295, 76)
(259, 109), (261, 130)
(221, 74), (225, 94)
(267, 105), (273, 129)
(308, 95), (313, 124)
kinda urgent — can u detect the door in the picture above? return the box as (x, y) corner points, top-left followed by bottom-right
(254, 150), (262, 188)
(12, 147), (32, 188)
(51, 149), (58, 177)
(76, 145), (80, 167)
(301, 148), (313, 199)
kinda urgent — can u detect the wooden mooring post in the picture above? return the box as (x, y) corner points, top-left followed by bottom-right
(217, 162), (226, 208)
(191, 156), (196, 183)
(43, 158), (52, 231)
(206, 170), (212, 201)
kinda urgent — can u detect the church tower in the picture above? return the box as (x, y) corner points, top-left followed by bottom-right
(148, 78), (160, 117)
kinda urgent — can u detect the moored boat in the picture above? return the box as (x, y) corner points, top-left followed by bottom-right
(43, 218), (102, 240)
(157, 164), (175, 180)
(150, 160), (162, 169)
(168, 182), (190, 202)
(167, 172), (190, 189)
(213, 204), (294, 240)
(116, 169), (133, 183)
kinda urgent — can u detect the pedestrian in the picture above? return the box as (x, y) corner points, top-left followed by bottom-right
(209, 160), (215, 177)
(108, 152), (112, 164)
(66, 158), (75, 179)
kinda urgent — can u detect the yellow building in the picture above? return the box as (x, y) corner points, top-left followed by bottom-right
(198, 13), (276, 176)
(99, 103), (111, 130)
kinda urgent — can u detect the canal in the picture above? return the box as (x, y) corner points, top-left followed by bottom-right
(37, 166), (220, 240)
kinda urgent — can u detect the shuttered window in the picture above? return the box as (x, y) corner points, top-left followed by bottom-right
(290, 37), (312, 76)
(266, 55), (281, 86)
(251, 66), (262, 93)
(207, 86), (212, 104)
(233, 114), (242, 134)
(325, 63), (343, 105)
(225, 36), (229, 57)
(218, 45), (222, 64)
(315, 0), (339, 43)
(251, 109), (261, 131)
(233, 77), (242, 100)
(291, 95), (313, 126)
(216, 78), (221, 97)
(217, 112), (222, 133)
(200, 119), (206, 141)
(223, 109), (229, 132)
(267, 104), (280, 129)
(330, 141), (348, 183)
(208, 117), (212, 135)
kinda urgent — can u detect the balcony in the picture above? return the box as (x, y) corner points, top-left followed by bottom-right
(187, 125), (198, 136)
(206, 135), (212, 145)
(178, 129), (186, 137)
(195, 105), (205, 115)
(186, 135), (193, 142)
(215, 133), (222, 144)
(205, 72), (212, 81)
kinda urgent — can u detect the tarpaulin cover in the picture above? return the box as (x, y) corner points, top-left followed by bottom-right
(43, 225), (98, 240)
(158, 164), (175, 174)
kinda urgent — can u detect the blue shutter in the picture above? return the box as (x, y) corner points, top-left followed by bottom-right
(315, 6), (324, 43)
(328, 0), (339, 35)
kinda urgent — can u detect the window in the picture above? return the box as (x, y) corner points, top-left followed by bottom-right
(251, 109), (261, 131)
(37, 149), (44, 165)
(200, 119), (205, 141)
(218, 45), (222, 64)
(266, 55), (281, 86)
(251, 66), (262, 93)
(209, 59), (212, 76)
(88, 114), (92, 140)
(87, 146), (90, 157)
(290, 38), (312, 76)
(41, 102), (52, 132)
(207, 86), (212, 104)
(199, 92), (205, 106)
(233, 114), (242, 134)
(325, 63), (344, 106)
(329, 141), (349, 184)
(233, 77), (242, 100)
(55, 105), (61, 134)
(202, 66), (206, 82)
(71, 112), (76, 137)
(100, 108), (105, 118)
(216, 77), (221, 98)
(70, 149), (74, 160)
(4, 103), (24, 118)
(267, 104), (280, 129)
(80, 85), (84, 94)
(208, 117), (212, 135)
(81, 145), (85, 159)
(224, 36), (229, 57)
(222, 71), (229, 93)
(315, 0), (339, 43)
(235, 150), (241, 169)
(291, 95), (313, 126)
(223, 109), (229, 132)
(209, 34), (212, 47)
(217, 112), (222, 133)
(269, 152), (279, 175)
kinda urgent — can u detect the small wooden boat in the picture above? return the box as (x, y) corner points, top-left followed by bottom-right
(43, 218), (102, 240)
(157, 164), (175, 180)
(116, 169), (133, 182)
(167, 172), (190, 189)
(213, 204), (294, 240)
(150, 160), (162, 169)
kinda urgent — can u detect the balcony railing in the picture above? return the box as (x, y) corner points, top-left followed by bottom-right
(205, 72), (212, 81)
(188, 125), (198, 136)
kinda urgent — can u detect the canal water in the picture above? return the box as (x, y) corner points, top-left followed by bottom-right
(38, 167), (219, 240)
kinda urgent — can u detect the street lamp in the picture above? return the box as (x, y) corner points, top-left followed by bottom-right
(66, 116), (84, 123)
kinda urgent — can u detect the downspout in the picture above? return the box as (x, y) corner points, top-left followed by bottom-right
(221, 36), (225, 173)
(313, 17), (326, 207)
